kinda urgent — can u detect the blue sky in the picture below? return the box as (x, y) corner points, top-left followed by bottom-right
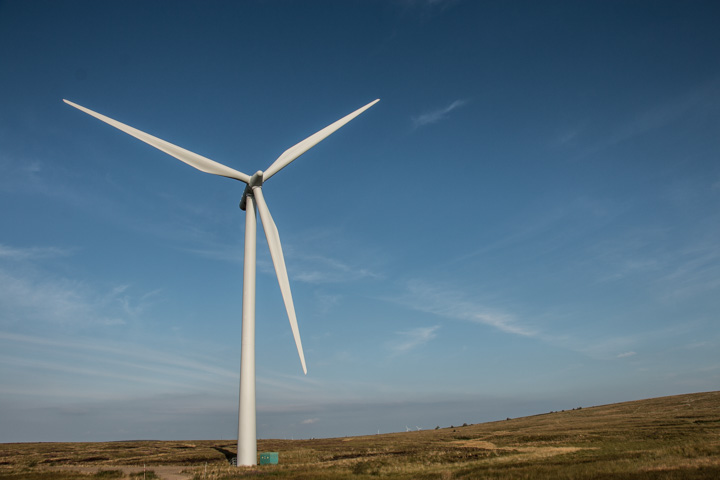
(1, 0), (719, 442)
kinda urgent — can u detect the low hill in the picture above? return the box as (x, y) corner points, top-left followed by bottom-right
(1, 391), (718, 479)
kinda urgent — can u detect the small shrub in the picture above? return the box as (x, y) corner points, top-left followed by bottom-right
(351, 460), (386, 476)
(129, 471), (159, 479)
(94, 470), (124, 479)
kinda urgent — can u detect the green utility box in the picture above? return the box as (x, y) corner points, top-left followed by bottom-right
(259, 452), (279, 465)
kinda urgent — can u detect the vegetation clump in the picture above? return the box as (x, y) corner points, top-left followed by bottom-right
(92, 471), (123, 479)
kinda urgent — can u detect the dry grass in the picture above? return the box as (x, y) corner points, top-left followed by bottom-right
(1, 391), (718, 479)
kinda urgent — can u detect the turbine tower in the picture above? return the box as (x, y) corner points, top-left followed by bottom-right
(64, 97), (379, 466)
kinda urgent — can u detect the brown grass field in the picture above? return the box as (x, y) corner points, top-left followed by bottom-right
(1, 391), (718, 479)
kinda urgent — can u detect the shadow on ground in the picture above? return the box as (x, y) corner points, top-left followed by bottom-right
(212, 446), (236, 465)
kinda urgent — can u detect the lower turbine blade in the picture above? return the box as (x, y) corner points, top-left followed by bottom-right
(252, 187), (307, 374)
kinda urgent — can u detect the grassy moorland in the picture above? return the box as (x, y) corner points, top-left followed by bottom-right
(0, 391), (718, 479)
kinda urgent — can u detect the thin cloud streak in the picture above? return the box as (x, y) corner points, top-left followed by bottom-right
(185, 236), (381, 285)
(0, 331), (238, 381)
(0, 354), (198, 391)
(0, 268), (122, 326)
(290, 253), (381, 284)
(0, 266), (163, 327)
(412, 99), (468, 128)
(575, 80), (720, 158)
(0, 244), (75, 260)
(395, 280), (537, 337)
(0, 243), (169, 328)
(390, 325), (440, 354)
(617, 351), (637, 358)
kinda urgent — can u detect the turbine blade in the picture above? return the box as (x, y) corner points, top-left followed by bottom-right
(263, 99), (380, 181)
(63, 99), (251, 184)
(251, 186), (307, 374)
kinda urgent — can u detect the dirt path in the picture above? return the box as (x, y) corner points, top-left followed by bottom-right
(51, 465), (195, 480)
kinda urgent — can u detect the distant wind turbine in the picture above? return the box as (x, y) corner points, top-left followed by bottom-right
(63, 97), (379, 466)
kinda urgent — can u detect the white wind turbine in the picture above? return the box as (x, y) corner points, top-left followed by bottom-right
(64, 98), (379, 466)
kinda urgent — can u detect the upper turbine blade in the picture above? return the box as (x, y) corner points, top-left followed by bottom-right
(262, 99), (380, 181)
(63, 100), (252, 184)
(251, 187), (307, 375)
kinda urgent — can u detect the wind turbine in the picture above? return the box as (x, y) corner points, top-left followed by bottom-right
(63, 97), (379, 466)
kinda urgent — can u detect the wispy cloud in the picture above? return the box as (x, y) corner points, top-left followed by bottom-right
(0, 331), (238, 392)
(0, 155), (101, 210)
(119, 288), (163, 317)
(454, 196), (617, 265)
(576, 80), (720, 157)
(0, 245), (163, 327)
(183, 244), (244, 264)
(301, 417), (319, 424)
(0, 244), (74, 260)
(289, 253), (381, 284)
(585, 217), (720, 300)
(185, 231), (381, 285)
(390, 325), (440, 354)
(617, 351), (637, 358)
(656, 239), (720, 299)
(612, 83), (719, 143)
(394, 280), (537, 337)
(0, 329), (244, 442)
(0, 268), (123, 326)
(412, 99), (468, 128)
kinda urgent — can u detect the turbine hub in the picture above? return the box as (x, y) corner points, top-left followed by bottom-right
(240, 170), (264, 210)
(249, 170), (264, 187)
